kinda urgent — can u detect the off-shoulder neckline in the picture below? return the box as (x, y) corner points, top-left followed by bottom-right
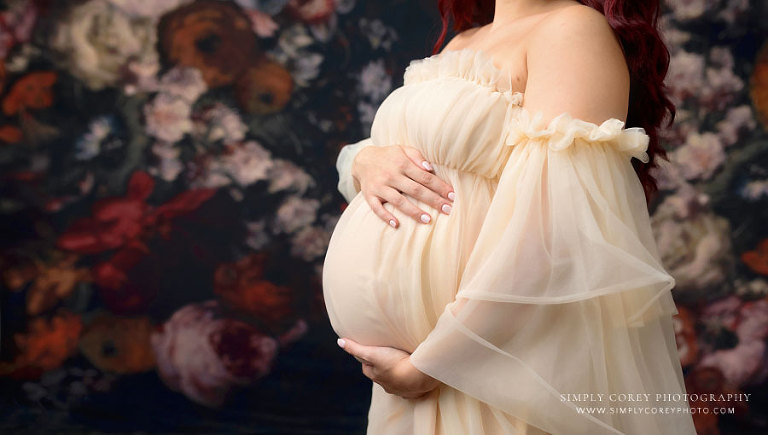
(404, 47), (651, 159)
(405, 47), (524, 99)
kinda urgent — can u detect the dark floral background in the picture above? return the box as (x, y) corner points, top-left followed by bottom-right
(0, 0), (766, 433)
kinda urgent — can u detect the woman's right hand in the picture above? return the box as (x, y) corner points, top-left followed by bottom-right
(351, 144), (455, 229)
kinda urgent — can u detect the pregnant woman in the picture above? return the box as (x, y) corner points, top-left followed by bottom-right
(323, 1), (698, 434)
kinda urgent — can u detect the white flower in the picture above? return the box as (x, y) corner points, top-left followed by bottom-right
(270, 23), (322, 87)
(716, 105), (756, 146)
(659, 14), (690, 53)
(359, 18), (398, 51)
(106, 0), (191, 19)
(195, 141), (274, 188)
(651, 188), (733, 300)
(143, 93), (193, 143)
(699, 65), (743, 111)
(159, 67), (208, 103)
(666, 50), (705, 102)
(248, 9), (279, 37)
(194, 104), (248, 144)
(149, 141), (183, 182)
(717, 0), (749, 24)
(75, 116), (115, 160)
(740, 179), (768, 201)
(292, 52), (324, 87)
(222, 141), (274, 186)
(671, 132), (726, 181)
(267, 159), (315, 194)
(359, 59), (392, 102)
(664, 0), (716, 21)
(50, 0), (158, 91)
(290, 225), (330, 261)
(274, 196), (320, 234)
(649, 158), (684, 192)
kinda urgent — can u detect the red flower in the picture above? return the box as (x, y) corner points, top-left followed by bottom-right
(2, 71), (56, 116)
(56, 171), (217, 313)
(741, 238), (768, 275)
(57, 171), (216, 254)
(214, 253), (301, 333)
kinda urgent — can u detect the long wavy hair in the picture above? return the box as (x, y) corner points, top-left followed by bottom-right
(432, 0), (675, 205)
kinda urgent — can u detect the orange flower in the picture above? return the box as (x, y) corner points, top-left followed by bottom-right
(741, 238), (768, 275)
(0, 310), (83, 379)
(673, 306), (699, 367)
(2, 71), (57, 116)
(214, 253), (298, 332)
(158, 1), (257, 88)
(78, 312), (156, 374)
(26, 254), (91, 316)
(0, 125), (22, 143)
(751, 40), (768, 128)
(235, 59), (293, 115)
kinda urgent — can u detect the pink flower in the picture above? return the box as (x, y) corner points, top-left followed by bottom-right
(143, 93), (193, 143)
(150, 300), (279, 407)
(672, 132), (726, 181)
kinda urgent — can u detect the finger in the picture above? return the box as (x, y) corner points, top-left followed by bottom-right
(340, 338), (373, 363)
(378, 186), (433, 225)
(354, 355), (373, 365)
(400, 145), (434, 172)
(391, 175), (453, 217)
(402, 163), (455, 204)
(362, 362), (377, 381)
(364, 193), (400, 229)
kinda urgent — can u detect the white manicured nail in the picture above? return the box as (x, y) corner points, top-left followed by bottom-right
(421, 161), (433, 171)
(448, 192), (456, 201)
(441, 204), (452, 215)
(337, 338), (346, 348)
(420, 213), (431, 223)
(389, 219), (396, 227)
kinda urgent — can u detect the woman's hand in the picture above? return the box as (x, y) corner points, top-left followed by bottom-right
(337, 337), (441, 399)
(351, 145), (455, 229)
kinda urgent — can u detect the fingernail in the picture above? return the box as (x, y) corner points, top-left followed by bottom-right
(441, 204), (452, 215)
(389, 219), (396, 228)
(420, 213), (431, 223)
(448, 192), (455, 201)
(337, 338), (346, 348)
(421, 161), (433, 171)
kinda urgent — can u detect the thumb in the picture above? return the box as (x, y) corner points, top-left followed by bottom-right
(399, 145), (433, 172)
(338, 337), (373, 364)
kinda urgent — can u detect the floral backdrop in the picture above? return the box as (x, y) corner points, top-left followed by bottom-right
(0, 0), (765, 433)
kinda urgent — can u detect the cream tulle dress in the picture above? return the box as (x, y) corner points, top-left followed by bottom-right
(322, 48), (697, 435)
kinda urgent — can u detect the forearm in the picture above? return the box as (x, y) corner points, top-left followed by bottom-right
(336, 137), (374, 203)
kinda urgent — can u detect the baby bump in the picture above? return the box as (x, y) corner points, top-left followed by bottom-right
(322, 170), (493, 351)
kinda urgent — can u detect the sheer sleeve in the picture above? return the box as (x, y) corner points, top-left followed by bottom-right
(408, 107), (697, 435)
(336, 137), (375, 203)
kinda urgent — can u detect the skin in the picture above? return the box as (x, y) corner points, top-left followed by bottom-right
(340, 0), (631, 400)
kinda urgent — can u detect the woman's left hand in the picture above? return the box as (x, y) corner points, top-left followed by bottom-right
(337, 337), (441, 399)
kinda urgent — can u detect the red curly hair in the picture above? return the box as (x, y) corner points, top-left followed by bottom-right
(433, 0), (676, 205)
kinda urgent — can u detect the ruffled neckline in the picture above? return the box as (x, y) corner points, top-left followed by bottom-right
(404, 48), (524, 106)
(404, 47), (651, 162)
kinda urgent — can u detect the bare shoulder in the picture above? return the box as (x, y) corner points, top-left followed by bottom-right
(523, 4), (630, 124)
(528, 4), (623, 58)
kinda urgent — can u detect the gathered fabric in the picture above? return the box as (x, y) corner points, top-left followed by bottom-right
(324, 48), (696, 435)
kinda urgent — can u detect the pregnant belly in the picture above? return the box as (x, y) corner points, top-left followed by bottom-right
(322, 175), (491, 352)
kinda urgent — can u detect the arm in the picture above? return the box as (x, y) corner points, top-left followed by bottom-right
(336, 137), (374, 204)
(446, 5), (630, 319)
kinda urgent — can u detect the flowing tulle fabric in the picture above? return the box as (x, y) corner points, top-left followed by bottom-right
(336, 137), (372, 203)
(327, 48), (696, 435)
